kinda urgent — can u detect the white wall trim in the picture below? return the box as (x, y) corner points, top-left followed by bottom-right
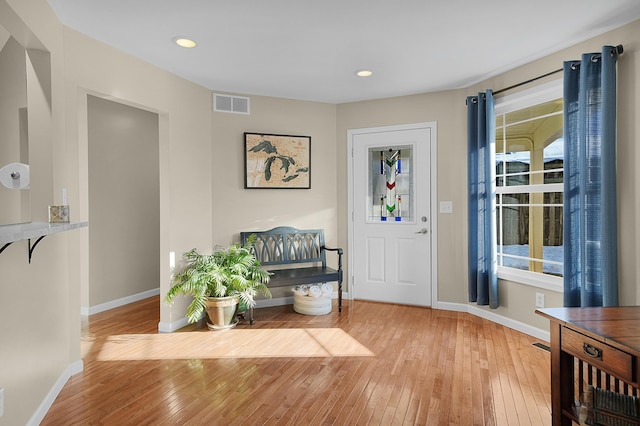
(81, 288), (160, 316)
(69, 360), (84, 375)
(157, 297), (297, 333)
(434, 301), (550, 342)
(158, 316), (190, 333)
(27, 360), (83, 426)
(157, 296), (296, 332)
(256, 295), (294, 308)
(254, 291), (347, 309)
(78, 285), (546, 342)
(158, 292), (349, 332)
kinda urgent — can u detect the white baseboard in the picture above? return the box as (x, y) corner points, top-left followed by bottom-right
(335, 290), (350, 300)
(254, 291), (346, 309)
(158, 292), (349, 333)
(69, 359), (84, 375)
(81, 288), (160, 316)
(255, 295), (294, 308)
(158, 316), (190, 333)
(157, 296), (297, 332)
(434, 301), (550, 342)
(27, 360), (83, 426)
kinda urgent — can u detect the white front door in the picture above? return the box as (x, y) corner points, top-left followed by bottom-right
(348, 123), (435, 306)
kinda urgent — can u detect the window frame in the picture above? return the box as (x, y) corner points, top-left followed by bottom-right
(494, 79), (564, 293)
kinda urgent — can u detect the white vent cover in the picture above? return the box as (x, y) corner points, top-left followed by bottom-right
(214, 93), (250, 114)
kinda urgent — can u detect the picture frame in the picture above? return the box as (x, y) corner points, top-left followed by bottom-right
(244, 132), (311, 189)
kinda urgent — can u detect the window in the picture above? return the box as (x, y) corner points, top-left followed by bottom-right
(494, 80), (563, 291)
(366, 146), (414, 222)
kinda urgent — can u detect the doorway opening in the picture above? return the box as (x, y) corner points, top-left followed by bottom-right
(86, 95), (160, 313)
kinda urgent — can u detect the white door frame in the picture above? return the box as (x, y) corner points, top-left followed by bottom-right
(347, 122), (438, 306)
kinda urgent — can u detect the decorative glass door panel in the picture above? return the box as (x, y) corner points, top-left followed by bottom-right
(367, 145), (414, 222)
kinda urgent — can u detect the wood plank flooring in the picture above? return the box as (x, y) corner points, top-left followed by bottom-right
(42, 297), (552, 425)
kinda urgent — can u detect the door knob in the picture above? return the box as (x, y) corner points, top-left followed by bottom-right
(415, 228), (428, 234)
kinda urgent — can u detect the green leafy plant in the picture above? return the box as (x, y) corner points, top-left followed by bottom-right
(165, 235), (271, 323)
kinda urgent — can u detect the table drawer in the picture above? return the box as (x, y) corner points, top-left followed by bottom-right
(561, 327), (634, 383)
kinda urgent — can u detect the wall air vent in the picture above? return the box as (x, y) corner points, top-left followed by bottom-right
(213, 93), (250, 115)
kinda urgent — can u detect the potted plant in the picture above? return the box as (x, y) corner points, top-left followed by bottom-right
(165, 234), (271, 330)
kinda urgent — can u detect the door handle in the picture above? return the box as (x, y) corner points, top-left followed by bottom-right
(415, 228), (428, 234)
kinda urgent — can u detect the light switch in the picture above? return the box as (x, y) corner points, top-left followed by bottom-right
(439, 201), (453, 214)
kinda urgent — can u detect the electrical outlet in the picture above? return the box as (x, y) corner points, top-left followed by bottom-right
(0, 387), (4, 417)
(535, 293), (545, 308)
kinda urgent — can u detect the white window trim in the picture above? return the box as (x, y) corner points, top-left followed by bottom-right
(494, 79), (563, 115)
(497, 266), (564, 292)
(494, 78), (564, 291)
(497, 183), (564, 195)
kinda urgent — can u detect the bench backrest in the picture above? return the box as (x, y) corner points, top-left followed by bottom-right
(240, 226), (327, 268)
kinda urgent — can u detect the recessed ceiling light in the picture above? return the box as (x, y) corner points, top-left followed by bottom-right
(356, 69), (373, 77)
(174, 37), (197, 48)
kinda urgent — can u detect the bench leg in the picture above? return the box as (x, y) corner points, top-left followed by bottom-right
(338, 279), (342, 312)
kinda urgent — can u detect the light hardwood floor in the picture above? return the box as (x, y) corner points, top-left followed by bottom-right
(42, 297), (552, 425)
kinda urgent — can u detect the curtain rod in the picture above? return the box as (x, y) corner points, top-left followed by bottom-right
(492, 68), (562, 96)
(493, 44), (623, 96)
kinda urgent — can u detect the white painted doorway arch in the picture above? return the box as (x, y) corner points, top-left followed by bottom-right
(347, 122), (438, 306)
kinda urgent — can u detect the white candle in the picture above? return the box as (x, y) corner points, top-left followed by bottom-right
(62, 188), (68, 205)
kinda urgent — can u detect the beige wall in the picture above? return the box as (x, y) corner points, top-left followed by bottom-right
(337, 20), (640, 331)
(337, 91), (468, 304)
(0, 1), (71, 425)
(1, 0), (639, 422)
(59, 26), (214, 325)
(341, 19), (639, 330)
(2, 0), (214, 422)
(0, 35), (27, 224)
(464, 20), (640, 329)
(210, 96), (338, 243)
(210, 95), (337, 299)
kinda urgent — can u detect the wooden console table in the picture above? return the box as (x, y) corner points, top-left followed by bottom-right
(537, 307), (640, 425)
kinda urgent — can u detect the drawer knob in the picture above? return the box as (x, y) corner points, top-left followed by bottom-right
(583, 343), (603, 360)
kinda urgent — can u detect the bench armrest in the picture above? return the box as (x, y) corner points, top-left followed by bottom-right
(321, 246), (343, 270)
(322, 246), (343, 255)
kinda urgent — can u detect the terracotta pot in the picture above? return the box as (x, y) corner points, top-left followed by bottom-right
(205, 296), (239, 330)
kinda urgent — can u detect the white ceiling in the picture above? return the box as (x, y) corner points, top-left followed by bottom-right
(47, 0), (640, 104)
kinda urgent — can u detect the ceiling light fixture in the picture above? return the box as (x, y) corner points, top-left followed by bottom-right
(174, 37), (197, 48)
(356, 69), (373, 77)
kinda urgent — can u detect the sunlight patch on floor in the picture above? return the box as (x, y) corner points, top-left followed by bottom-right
(95, 328), (375, 361)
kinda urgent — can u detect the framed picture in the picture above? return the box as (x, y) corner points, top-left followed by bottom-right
(244, 132), (311, 189)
